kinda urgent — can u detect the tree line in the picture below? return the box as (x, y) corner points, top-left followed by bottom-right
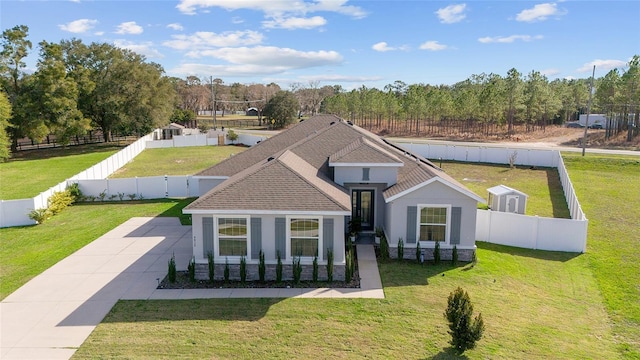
(321, 59), (639, 141)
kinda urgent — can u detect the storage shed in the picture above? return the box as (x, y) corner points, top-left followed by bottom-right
(162, 123), (185, 139)
(487, 185), (528, 214)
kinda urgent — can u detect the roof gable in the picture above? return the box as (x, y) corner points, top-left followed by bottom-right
(329, 137), (403, 166)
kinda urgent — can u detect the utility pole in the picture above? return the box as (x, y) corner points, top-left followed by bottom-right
(581, 65), (596, 157)
(210, 76), (217, 129)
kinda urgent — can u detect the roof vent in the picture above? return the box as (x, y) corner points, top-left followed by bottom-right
(347, 121), (353, 126)
(329, 121), (335, 125)
(267, 156), (275, 162)
(256, 140), (261, 144)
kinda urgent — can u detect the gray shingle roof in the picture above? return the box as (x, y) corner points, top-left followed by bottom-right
(329, 137), (403, 165)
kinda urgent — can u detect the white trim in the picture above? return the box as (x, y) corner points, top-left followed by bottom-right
(214, 215), (251, 260)
(416, 204), (451, 245)
(185, 209), (350, 216)
(286, 215), (323, 261)
(329, 162), (403, 167)
(385, 177), (485, 203)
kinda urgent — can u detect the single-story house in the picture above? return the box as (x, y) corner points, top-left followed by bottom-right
(487, 185), (528, 214)
(183, 115), (484, 281)
(161, 122), (185, 140)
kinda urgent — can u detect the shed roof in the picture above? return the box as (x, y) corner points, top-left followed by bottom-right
(487, 185), (528, 197)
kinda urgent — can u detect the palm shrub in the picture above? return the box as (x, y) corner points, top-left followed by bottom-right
(168, 253), (177, 283)
(434, 241), (441, 265)
(207, 251), (215, 282)
(380, 234), (389, 260)
(258, 250), (266, 282)
(66, 182), (83, 202)
(312, 254), (318, 282)
(224, 257), (230, 282)
(345, 249), (353, 281)
(28, 208), (50, 224)
(326, 248), (334, 282)
(444, 287), (485, 353)
(240, 256), (247, 283)
(397, 238), (404, 260)
(188, 257), (196, 282)
(416, 241), (422, 263)
(276, 251), (283, 283)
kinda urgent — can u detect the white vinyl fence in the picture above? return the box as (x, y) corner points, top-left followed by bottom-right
(73, 175), (199, 200)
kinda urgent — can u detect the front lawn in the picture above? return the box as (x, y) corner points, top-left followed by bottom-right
(73, 243), (615, 359)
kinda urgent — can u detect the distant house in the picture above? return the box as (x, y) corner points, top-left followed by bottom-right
(487, 185), (528, 214)
(183, 115), (484, 281)
(246, 107), (259, 116)
(161, 123), (185, 140)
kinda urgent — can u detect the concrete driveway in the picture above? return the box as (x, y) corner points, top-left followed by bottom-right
(0, 217), (192, 360)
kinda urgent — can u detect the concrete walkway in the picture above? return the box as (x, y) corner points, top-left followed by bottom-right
(1, 217), (384, 360)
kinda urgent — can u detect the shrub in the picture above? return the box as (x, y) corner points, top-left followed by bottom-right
(444, 287), (485, 353)
(397, 238), (404, 260)
(434, 241), (441, 265)
(259, 250), (266, 282)
(276, 251), (283, 283)
(240, 256), (247, 283)
(207, 251), (215, 282)
(168, 253), (176, 283)
(66, 182), (83, 202)
(380, 234), (389, 260)
(416, 241), (422, 263)
(127, 194), (137, 200)
(326, 248), (334, 282)
(452, 245), (458, 266)
(224, 258), (230, 282)
(345, 249), (352, 281)
(188, 257), (196, 282)
(312, 254), (318, 282)
(118, 192), (125, 201)
(227, 129), (238, 144)
(48, 190), (74, 215)
(28, 208), (50, 224)
(98, 190), (107, 202)
(292, 256), (302, 284)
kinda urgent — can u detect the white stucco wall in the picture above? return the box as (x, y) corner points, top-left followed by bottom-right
(334, 166), (398, 187)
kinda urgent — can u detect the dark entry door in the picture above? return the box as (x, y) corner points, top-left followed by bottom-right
(352, 189), (374, 231)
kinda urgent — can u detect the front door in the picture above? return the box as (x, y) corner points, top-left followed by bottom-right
(352, 189), (374, 231)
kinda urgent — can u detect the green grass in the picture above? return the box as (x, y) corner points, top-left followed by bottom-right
(0, 144), (124, 200)
(109, 145), (246, 178)
(562, 153), (640, 358)
(439, 161), (570, 218)
(73, 243), (615, 359)
(0, 198), (194, 300)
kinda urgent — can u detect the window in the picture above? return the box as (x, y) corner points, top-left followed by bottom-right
(290, 218), (319, 257)
(362, 168), (370, 181)
(218, 218), (247, 256)
(419, 206), (449, 243)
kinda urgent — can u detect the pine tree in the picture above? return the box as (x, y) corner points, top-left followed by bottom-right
(444, 287), (485, 353)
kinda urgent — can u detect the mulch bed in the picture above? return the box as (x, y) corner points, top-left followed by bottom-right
(158, 269), (360, 290)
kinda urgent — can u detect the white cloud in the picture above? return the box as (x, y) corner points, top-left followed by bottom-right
(263, 16), (327, 29)
(231, 17), (244, 24)
(577, 59), (626, 73)
(188, 46), (343, 69)
(59, 19), (98, 33)
(419, 41), (448, 51)
(69, 0), (81, 3)
(176, 0), (367, 18)
(540, 68), (561, 77)
(113, 40), (164, 59)
(436, 4), (467, 24)
(167, 23), (184, 31)
(163, 30), (263, 50)
(94, 31), (105, 36)
(372, 42), (394, 52)
(115, 21), (144, 35)
(516, 3), (565, 22)
(478, 34), (543, 43)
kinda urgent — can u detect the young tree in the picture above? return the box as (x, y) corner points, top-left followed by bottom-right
(262, 90), (299, 129)
(444, 287), (485, 353)
(0, 91), (11, 161)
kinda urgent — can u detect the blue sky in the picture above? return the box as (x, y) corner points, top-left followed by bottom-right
(2, 0), (639, 89)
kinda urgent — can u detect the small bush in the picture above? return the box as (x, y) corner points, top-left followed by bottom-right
(66, 182), (83, 202)
(345, 249), (352, 281)
(326, 248), (334, 282)
(259, 250), (266, 282)
(127, 194), (136, 200)
(312, 254), (318, 282)
(276, 251), (283, 283)
(188, 257), (196, 282)
(397, 238), (404, 260)
(380, 234), (389, 260)
(98, 190), (107, 202)
(444, 287), (485, 353)
(434, 241), (441, 265)
(240, 256), (247, 283)
(227, 129), (238, 143)
(416, 241), (422, 263)
(48, 190), (74, 215)
(28, 208), (50, 224)
(118, 192), (125, 201)
(224, 258), (230, 282)
(292, 256), (302, 284)
(452, 245), (458, 266)
(168, 253), (177, 283)
(207, 251), (215, 282)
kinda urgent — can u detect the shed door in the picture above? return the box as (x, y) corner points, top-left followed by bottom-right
(506, 195), (519, 213)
